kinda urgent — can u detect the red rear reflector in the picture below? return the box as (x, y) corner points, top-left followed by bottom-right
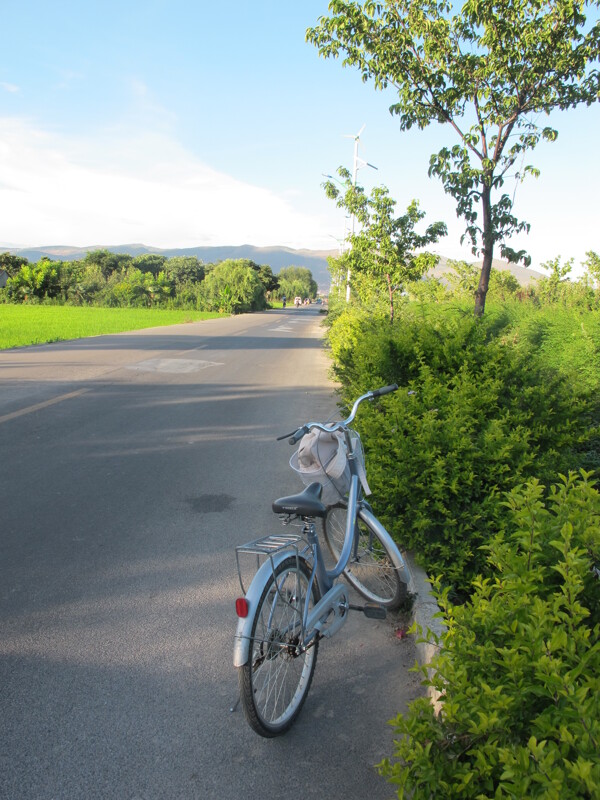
(236, 597), (249, 618)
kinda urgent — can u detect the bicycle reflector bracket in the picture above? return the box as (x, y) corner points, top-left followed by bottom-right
(235, 597), (249, 618)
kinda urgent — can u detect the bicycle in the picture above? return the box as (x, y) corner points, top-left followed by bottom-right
(233, 385), (410, 737)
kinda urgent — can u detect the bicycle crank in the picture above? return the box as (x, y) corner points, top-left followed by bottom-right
(307, 583), (350, 639)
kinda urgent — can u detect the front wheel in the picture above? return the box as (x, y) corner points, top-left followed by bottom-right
(323, 503), (407, 610)
(238, 556), (320, 737)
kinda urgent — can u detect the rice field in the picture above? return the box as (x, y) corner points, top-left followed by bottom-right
(0, 305), (225, 349)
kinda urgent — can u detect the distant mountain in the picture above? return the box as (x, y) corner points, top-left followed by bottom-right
(429, 255), (545, 286)
(5, 243), (544, 289)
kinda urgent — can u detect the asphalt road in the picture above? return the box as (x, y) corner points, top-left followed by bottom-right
(0, 307), (421, 800)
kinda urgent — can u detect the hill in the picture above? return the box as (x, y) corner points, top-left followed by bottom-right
(5, 243), (544, 290)
(429, 255), (544, 285)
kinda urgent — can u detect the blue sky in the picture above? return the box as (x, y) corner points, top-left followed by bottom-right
(1, 0), (598, 274)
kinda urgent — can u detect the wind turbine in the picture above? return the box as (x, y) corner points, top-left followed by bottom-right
(342, 125), (378, 301)
(344, 124), (377, 186)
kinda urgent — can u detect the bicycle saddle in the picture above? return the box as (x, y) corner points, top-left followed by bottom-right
(272, 482), (327, 518)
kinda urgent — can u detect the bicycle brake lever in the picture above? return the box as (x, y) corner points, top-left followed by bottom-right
(276, 430), (296, 441)
(276, 425), (308, 444)
(288, 426), (309, 445)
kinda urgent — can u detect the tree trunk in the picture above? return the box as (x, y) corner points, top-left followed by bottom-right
(386, 273), (394, 324)
(474, 185), (494, 317)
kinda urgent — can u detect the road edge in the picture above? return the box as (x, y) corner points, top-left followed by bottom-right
(404, 552), (445, 709)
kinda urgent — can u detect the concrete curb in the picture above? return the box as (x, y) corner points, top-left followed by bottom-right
(404, 552), (445, 708)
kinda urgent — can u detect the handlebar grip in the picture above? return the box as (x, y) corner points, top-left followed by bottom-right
(372, 384), (399, 397)
(288, 426), (308, 445)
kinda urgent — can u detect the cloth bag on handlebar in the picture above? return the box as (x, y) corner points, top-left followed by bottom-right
(296, 429), (371, 496)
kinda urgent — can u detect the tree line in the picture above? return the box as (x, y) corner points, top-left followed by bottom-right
(0, 251), (318, 314)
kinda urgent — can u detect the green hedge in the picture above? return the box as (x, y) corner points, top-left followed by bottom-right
(328, 299), (596, 595)
(380, 473), (600, 799)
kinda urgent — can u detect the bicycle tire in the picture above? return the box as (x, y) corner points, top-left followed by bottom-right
(238, 555), (320, 737)
(323, 502), (407, 609)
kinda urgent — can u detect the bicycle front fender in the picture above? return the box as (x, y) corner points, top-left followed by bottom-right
(233, 549), (301, 668)
(359, 507), (412, 585)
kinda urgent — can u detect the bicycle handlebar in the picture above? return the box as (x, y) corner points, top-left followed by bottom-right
(278, 384), (399, 445)
(371, 384), (398, 397)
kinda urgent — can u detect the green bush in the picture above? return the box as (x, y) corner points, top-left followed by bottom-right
(331, 301), (589, 594)
(380, 473), (600, 799)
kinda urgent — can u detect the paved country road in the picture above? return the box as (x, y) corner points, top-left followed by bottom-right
(0, 307), (421, 800)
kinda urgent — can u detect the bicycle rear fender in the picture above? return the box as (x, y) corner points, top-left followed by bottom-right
(233, 549), (302, 668)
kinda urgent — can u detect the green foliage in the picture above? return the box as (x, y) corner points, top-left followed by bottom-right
(201, 260), (267, 313)
(329, 299), (596, 593)
(82, 249), (133, 278)
(0, 251), (299, 314)
(101, 267), (173, 308)
(443, 260), (480, 296)
(513, 300), (600, 394)
(276, 266), (317, 300)
(323, 169), (446, 321)
(584, 251), (600, 288)
(308, 0), (600, 314)
(162, 255), (205, 287)
(380, 473), (600, 799)
(0, 251), (29, 277)
(488, 268), (521, 299)
(5, 259), (61, 302)
(255, 264), (279, 294)
(132, 253), (168, 275)
(442, 263), (521, 301)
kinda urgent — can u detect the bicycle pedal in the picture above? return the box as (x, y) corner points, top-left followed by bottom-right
(350, 603), (387, 620)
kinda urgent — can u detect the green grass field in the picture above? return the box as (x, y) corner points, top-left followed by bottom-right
(0, 305), (226, 349)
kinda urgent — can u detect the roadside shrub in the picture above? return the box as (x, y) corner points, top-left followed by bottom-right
(380, 473), (600, 799)
(335, 303), (588, 594)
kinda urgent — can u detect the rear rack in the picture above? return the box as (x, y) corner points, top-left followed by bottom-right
(235, 533), (312, 594)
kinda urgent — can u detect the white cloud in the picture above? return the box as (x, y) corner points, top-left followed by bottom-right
(0, 117), (336, 250)
(1, 82), (20, 93)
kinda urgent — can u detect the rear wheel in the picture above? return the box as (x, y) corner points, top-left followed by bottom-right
(323, 503), (407, 609)
(238, 556), (320, 737)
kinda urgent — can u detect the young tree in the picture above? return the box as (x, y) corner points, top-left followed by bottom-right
(324, 167), (446, 321)
(308, 0), (600, 316)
